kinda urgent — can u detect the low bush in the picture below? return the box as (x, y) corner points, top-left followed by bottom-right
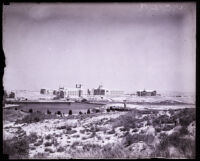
(101, 144), (130, 159)
(162, 124), (174, 131)
(106, 109), (110, 112)
(88, 132), (96, 138)
(82, 137), (88, 140)
(29, 109), (33, 113)
(34, 138), (43, 146)
(87, 109), (90, 114)
(172, 108), (196, 127)
(112, 113), (138, 130)
(57, 146), (65, 152)
(80, 129), (85, 134)
(157, 130), (195, 158)
(155, 127), (161, 133)
(3, 136), (29, 159)
(52, 138), (59, 147)
(72, 143), (131, 159)
(72, 135), (80, 138)
(56, 111), (62, 115)
(69, 110), (72, 115)
(122, 134), (137, 147)
(45, 134), (52, 140)
(132, 128), (138, 133)
(57, 125), (66, 130)
(82, 143), (101, 151)
(45, 148), (54, 153)
(44, 141), (53, 147)
(33, 152), (48, 159)
(28, 132), (38, 143)
(71, 141), (80, 148)
(65, 130), (77, 135)
(179, 126), (189, 135)
(107, 129), (115, 134)
(47, 109), (51, 115)
(30, 146), (36, 150)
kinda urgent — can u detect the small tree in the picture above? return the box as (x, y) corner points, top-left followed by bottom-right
(47, 109), (51, 115)
(87, 109), (90, 114)
(106, 109), (110, 112)
(79, 111), (83, 115)
(29, 109), (33, 113)
(69, 110), (72, 115)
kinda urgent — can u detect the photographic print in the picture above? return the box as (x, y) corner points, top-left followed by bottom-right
(2, 2), (196, 159)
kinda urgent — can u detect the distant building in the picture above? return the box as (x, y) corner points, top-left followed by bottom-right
(40, 89), (46, 94)
(9, 91), (15, 98)
(92, 85), (108, 96)
(40, 88), (51, 94)
(56, 87), (66, 98)
(92, 85), (124, 96)
(53, 90), (58, 95)
(137, 90), (157, 96)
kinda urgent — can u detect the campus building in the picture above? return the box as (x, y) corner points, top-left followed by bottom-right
(137, 90), (157, 96)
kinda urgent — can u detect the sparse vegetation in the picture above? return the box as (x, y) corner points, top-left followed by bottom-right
(3, 104), (195, 159)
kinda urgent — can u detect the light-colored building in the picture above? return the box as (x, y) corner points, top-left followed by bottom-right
(92, 85), (124, 96)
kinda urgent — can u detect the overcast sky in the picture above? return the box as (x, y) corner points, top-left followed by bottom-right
(3, 3), (196, 93)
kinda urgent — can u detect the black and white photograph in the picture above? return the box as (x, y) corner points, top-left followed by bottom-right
(2, 2), (196, 159)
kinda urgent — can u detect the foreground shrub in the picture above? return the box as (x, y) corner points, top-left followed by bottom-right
(72, 143), (130, 159)
(3, 137), (29, 159)
(156, 131), (195, 158)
